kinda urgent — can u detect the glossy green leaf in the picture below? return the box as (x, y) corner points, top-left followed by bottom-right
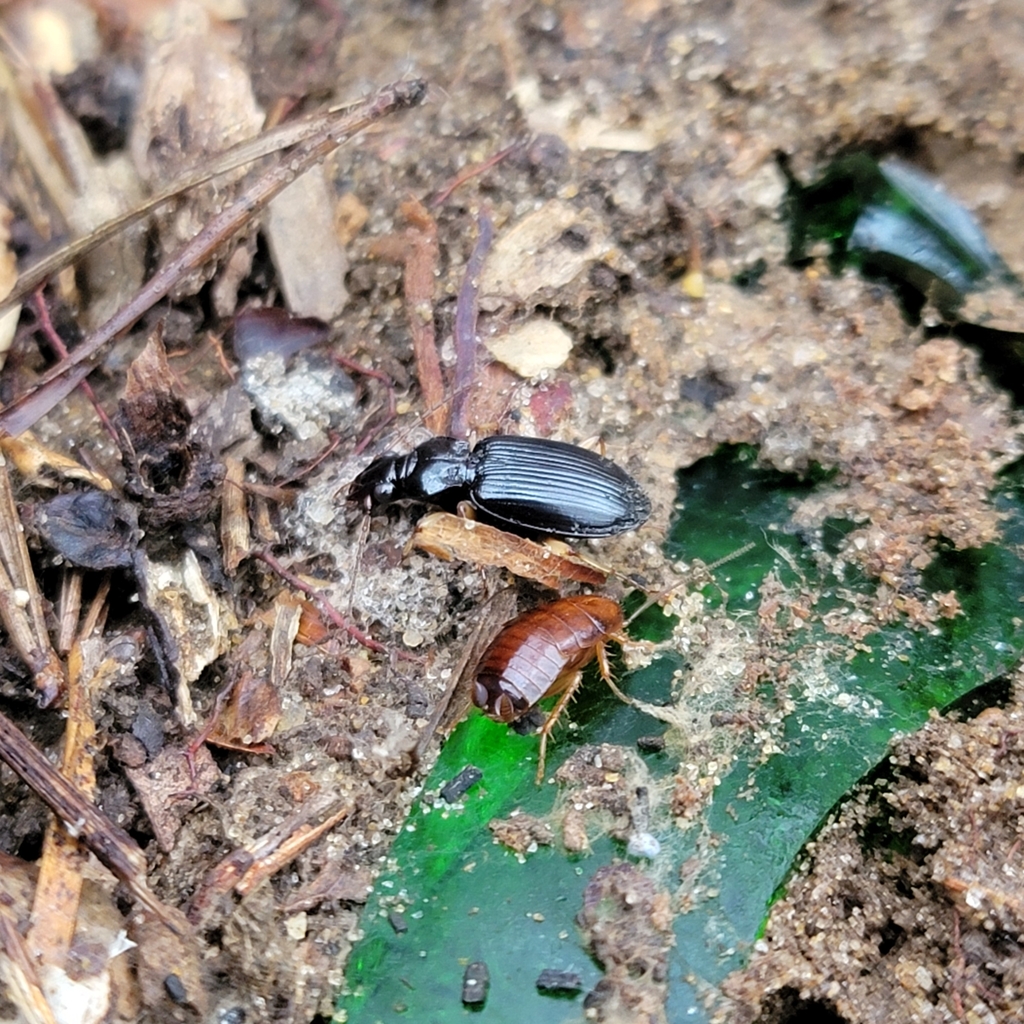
(339, 447), (1024, 1024)
(666, 450), (1024, 1019)
(784, 152), (1018, 315)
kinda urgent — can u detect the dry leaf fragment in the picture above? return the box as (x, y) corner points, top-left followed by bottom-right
(0, 433), (113, 491)
(128, 0), (263, 302)
(411, 511), (607, 589)
(28, 490), (138, 570)
(0, 203), (19, 372)
(280, 860), (374, 914)
(0, 853), (142, 1024)
(130, 910), (207, 1018)
(265, 166), (349, 321)
(484, 318), (574, 377)
(125, 744), (221, 852)
(206, 670), (281, 751)
(135, 546), (237, 722)
(488, 813), (554, 854)
(117, 331), (224, 529)
(479, 201), (612, 305)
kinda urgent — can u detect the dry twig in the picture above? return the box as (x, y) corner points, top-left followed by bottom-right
(0, 710), (185, 936)
(0, 79), (428, 437)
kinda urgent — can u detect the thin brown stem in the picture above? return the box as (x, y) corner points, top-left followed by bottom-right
(0, 79), (427, 437)
(255, 548), (386, 654)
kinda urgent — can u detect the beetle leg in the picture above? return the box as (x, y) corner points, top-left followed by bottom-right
(534, 671), (584, 784)
(454, 499), (478, 520)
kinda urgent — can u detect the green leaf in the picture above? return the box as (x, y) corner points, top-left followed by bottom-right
(666, 450), (1024, 1018)
(338, 447), (1024, 1024)
(783, 152), (1019, 316)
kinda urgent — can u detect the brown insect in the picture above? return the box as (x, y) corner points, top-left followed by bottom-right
(471, 595), (632, 782)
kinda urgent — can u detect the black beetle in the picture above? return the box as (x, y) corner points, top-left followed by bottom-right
(348, 435), (650, 539)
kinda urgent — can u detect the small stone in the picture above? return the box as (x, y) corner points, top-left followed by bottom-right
(440, 766), (483, 803)
(536, 968), (583, 994)
(485, 319), (573, 377)
(461, 960), (490, 1005)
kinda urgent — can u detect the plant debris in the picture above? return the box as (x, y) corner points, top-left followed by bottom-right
(2, 2), (1024, 1022)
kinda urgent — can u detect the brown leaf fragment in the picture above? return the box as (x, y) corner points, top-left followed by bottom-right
(125, 744), (221, 853)
(295, 597), (331, 646)
(117, 330), (224, 529)
(412, 511), (608, 588)
(280, 860), (374, 914)
(278, 770), (319, 804)
(196, 623), (279, 752)
(206, 670), (281, 751)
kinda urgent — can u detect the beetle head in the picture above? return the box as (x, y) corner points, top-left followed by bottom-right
(348, 455), (400, 508)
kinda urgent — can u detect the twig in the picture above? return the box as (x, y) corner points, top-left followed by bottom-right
(0, 452), (64, 704)
(26, 639), (114, 965)
(0, 79), (428, 437)
(333, 354), (397, 455)
(370, 198), (447, 435)
(220, 457), (251, 576)
(0, 709), (184, 935)
(30, 287), (118, 443)
(255, 549), (386, 654)
(234, 799), (352, 897)
(188, 795), (353, 927)
(1, 87), (426, 314)
(413, 587), (517, 764)
(450, 208), (494, 439)
(431, 143), (519, 206)
(949, 907), (967, 1022)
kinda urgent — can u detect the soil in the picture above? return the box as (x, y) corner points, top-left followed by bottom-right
(1, 1), (1024, 1023)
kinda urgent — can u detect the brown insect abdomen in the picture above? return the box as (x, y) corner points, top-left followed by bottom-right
(472, 596), (623, 722)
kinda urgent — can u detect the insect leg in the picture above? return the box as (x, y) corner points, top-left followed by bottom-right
(595, 635), (643, 708)
(534, 671), (584, 784)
